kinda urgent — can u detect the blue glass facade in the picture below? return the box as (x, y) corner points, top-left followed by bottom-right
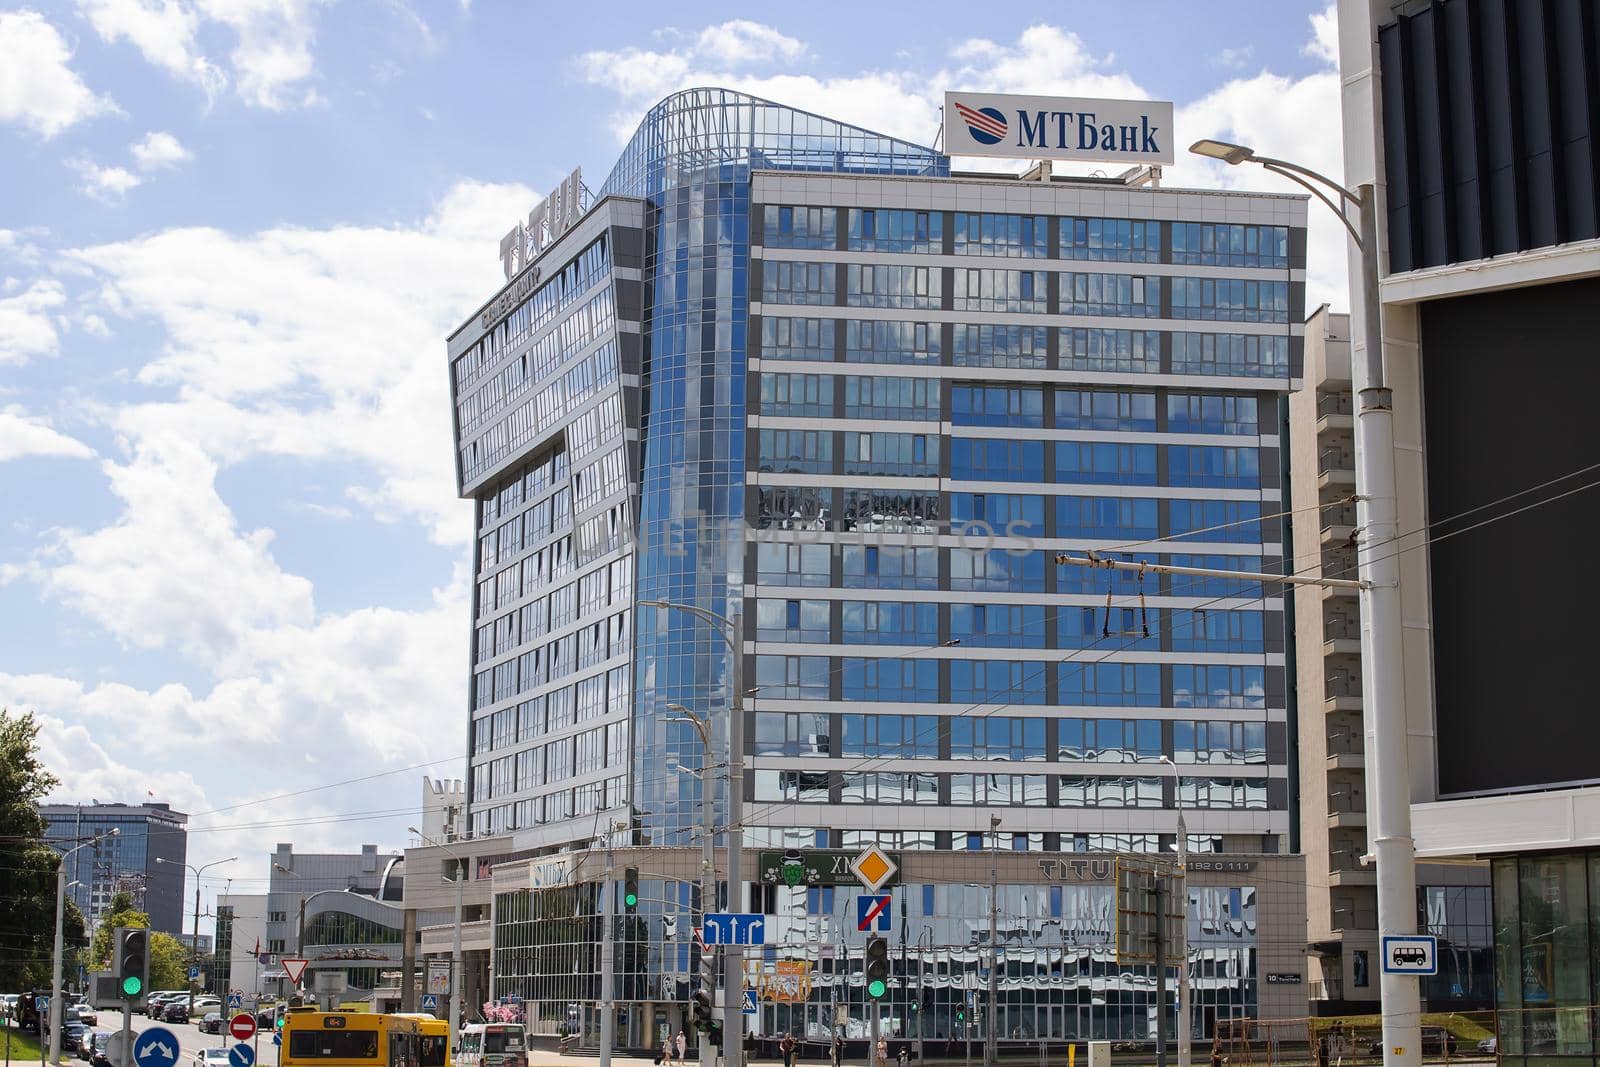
(40, 803), (188, 935)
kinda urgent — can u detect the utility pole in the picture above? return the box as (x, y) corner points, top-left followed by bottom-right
(667, 707), (717, 1061)
(50, 829), (119, 1066)
(1160, 756), (1191, 1067)
(157, 857), (235, 1022)
(1154, 870), (1168, 1067)
(409, 828), (467, 1055)
(985, 815), (999, 1067)
(600, 820), (625, 1067)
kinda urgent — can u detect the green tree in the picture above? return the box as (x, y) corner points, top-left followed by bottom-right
(89, 903), (150, 971)
(149, 932), (188, 990)
(0, 710), (85, 991)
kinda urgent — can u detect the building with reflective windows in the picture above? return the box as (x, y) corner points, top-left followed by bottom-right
(445, 87), (1310, 1049)
(40, 801), (188, 935)
(264, 842), (405, 1001)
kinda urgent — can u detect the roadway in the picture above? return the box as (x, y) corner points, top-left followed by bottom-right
(100, 1013), (279, 1067)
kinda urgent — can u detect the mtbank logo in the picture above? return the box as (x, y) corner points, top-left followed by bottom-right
(952, 100), (1008, 145)
(943, 91), (1175, 165)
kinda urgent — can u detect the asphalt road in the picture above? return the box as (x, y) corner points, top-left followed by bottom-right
(90, 1012), (279, 1067)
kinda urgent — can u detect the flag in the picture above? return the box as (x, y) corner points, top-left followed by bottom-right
(253, 938), (260, 955)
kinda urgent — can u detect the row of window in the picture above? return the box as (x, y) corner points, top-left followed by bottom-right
(470, 665), (633, 755)
(471, 609), (630, 709)
(761, 380), (1261, 435)
(753, 655), (1268, 708)
(763, 263), (1290, 322)
(755, 769), (1270, 808)
(759, 315), (1291, 377)
(468, 774), (626, 838)
(753, 543), (1268, 597)
(470, 721), (627, 802)
(761, 207), (1290, 268)
(753, 598), (1268, 651)
(754, 710), (1268, 763)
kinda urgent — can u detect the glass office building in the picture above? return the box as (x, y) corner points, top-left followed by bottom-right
(447, 88), (1309, 1046)
(40, 802), (188, 935)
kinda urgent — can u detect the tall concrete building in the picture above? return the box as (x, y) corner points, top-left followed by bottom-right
(447, 87), (1310, 1046)
(215, 893), (267, 995)
(39, 802), (188, 935)
(1333, 0), (1600, 1053)
(1288, 307), (1490, 1013)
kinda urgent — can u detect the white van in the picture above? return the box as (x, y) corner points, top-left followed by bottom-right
(455, 1024), (527, 1067)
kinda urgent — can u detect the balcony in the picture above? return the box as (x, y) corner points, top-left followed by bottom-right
(1326, 730), (1365, 771)
(1322, 613), (1362, 658)
(1324, 670), (1363, 714)
(1327, 790), (1367, 830)
(1318, 549), (1358, 599)
(1329, 847), (1376, 887)
(1318, 445), (1357, 490)
(1316, 391), (1354, 435)
(1319, 502), (1357, 546)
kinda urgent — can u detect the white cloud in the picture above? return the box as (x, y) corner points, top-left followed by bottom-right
(77, 0), (329, 109)
(68, 157), (144, 200)
(131, 130), (192, 170)
(693, 20), (804, 65)
(76, 0), (226, 98)
(64, 179), (530, 544)
(1211, 46), (1254, 70)
(0, 279), (65, 364)
(0, 405), (95, 463)
(0, 10), (118, 137)
(1305, 2), (1339, 65)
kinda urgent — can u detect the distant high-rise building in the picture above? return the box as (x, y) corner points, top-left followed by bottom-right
(39, 802), (188, 935)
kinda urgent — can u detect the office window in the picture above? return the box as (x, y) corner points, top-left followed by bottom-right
(839, 713), (940, 757)
(1059, 604), (1159, 650)
(1060, 216), (1162, 262)
(1167, 445), (1261, 489)
(1167, 393), (1260, 435)
(754, 598), (831, 643)
(1056, 389), (1157, 431)
(763, 259), (835, 305)
(848, 209), (941, 253)
(755, 770), (831, 803)
(950, 716), (1047, 760)
(1170, 499), (1262, 544)
(1170, 277), (1289, 323)
(1060, 272), (1159, 317)
(842, 432), (938, 476)
(952, 324), (1048, 369)
(949, 548), (1045, 592)
(843, 375), (940, 421)
(753, 655), (831, 700)
(842, 545), (938, 589)
(1059, 718), (1161, 762)
(953, 212), (1048, 257)
(759, 373), (834, 418)
(1170, 222), (1289, 267)
(761, 316), (835, 361)
(755, 542), (832, 587)
(1171, 332), (1289, 377)
(950, 660), (1045, 704)
(1173, 720), (1268, 764)
(952, 268), (1050, 313)
(1165, 554), (1267, 597)
(844, 320), (940, 364)
(753, 712), (832, 757)
(841, 601), (937, 645)
(1169, 609), (1266, 653)
(951, 385), (1045, 427)
(949, 604), (1046, 649)
(763, 205), (836, 249)
(950, 438), (1044, 482)
(1060, 662), (1161, 707)
(949, 492), (1044, 534)
(1056, 442), (1157, 486)
(1057, 775), (1162, 808)
(1060, 327), (1161, 373)
(1172, 664), (1267, 709)
(840, 772), (940, 805)
(840, 488), (940, 533)
(757, 429), (833, 474)
(846, 264), (940, 309)
(1056, 496), (1159, 539)
(1179, 776), (1269, 809)
(841, 658), (938, 702)
(950, 773), (1048, 806)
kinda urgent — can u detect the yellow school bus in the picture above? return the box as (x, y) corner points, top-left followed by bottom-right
(281, 1010), (422, 1067)
(389, 1015), (451, 1067)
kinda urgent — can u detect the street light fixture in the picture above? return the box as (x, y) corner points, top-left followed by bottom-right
(49, 830), (117, 1066)
(410, 827), (466, 1056)
(1188, 135), (1420, 1067)
(156, 856), (236, 1019)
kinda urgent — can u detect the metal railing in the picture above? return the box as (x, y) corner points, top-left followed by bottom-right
(1324, 615), (1360, 641)
(1320, 504), (1357, 530)
(1215, 1011), (1499, 1067)
(1325, 670), (1363, 700)
(1319, 446), (1355, 474)
(1318, 392), (1354, 418)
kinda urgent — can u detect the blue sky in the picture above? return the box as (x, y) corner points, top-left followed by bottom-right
(0, 0), (1343, 912)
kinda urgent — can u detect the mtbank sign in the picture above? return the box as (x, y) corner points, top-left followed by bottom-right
(944, 91), (1175, 165)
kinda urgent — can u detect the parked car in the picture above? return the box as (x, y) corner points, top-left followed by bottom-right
(197, 1013), (223, 1035)
(66, 1004), (96, 1027)
(190, 997), (222, 1017)
(162, 1001), (190, 1024)
(59, 1022), (89, 1055)
(142, 992), (187, 1017)
(1478, 1037), (1498, 1054)
(87, 1032), (112, 1067)
(195, 1050), (231, 1067)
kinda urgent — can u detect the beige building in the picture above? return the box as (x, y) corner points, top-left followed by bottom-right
(1288, 307), (1489, 1013)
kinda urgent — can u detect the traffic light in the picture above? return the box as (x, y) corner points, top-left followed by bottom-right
(623, 868), (639, 912)
(691, 989), (715, 1032)
(865, 936), (889, 1000)
(116, 927), (149, 1002)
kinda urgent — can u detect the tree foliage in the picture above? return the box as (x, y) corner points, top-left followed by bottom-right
(0, 710), (83, 991)
(149, 932), (188, 990)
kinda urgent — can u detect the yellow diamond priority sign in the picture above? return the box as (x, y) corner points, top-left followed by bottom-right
(850, 845), (897, 892)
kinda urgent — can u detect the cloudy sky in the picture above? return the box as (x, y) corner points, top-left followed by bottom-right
(0, 0), (1344, 917)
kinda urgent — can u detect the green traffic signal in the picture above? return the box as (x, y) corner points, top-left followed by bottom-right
(866, 978), (887, 999)
(623, 867), (640, 912)
(121, 976), (143, 996)
(624, 890), (639, 907)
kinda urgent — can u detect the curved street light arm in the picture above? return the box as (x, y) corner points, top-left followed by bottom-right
(1259, 162), (1363, 246)
(1249, 154), (1361, 205)
(638, 599), (738, 653)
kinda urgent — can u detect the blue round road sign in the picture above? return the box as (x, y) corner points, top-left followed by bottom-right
(132, 1027), (181, 1067)
(228, 1045), (255, 1067)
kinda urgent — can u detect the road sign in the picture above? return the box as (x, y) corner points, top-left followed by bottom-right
(702, 913), (766, 945)
(230, 1013), (257, 1041)
(227, 994), (242, 1008)
(421, 994), (439, 1010)
(741, 990), (757, 1015)
(106, 1030), (133, 1067)
(280, 958), (309, 985)
(856, 894), (892, 932)
(1381, 934), (1439, 975)
(228, 1044), (255, 1067)
(850, 846), (898, 893)
(271, 1036), (280, 1048)
(188, 967), (201, 980)
(132, 1026), (180, 1067)
(37, 996), (48, 1009)
(757, 848), (903, 887)
(1114, 858), (1182, 964)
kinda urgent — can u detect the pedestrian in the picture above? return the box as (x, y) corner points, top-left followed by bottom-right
(876, 1036), (888, 1067)
(675, 1029), (687, 1067)
(781, 1032), (797, 1067)
(657, 1038), (670, 1066)
(897, 1047), (910, 1067)
(831, 1034), (843, 1067)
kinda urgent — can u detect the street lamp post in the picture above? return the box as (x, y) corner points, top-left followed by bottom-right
(985, 816), (999, 1067)
(49, 826), (114, 1067)
(1160, 756), (1191, 1067)
(410, 829), (466, 1057)
(642, 599), (746, 1067)
(157, 856), (236, 1021)
(1190, 137), (1420, 1067)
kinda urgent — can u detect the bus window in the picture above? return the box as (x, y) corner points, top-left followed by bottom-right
(419, 1037), (446, 1067)
(288, 1032), (381, 1059)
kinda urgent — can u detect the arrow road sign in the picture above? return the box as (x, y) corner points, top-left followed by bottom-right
(280, 958), (310, 985)
(1381, 934), (1438, 975)
(132, 1027), (181, 1067)
(228, 1045), (255, 1067)
(742, 990), (757, 1015)
(702, 913), (766, 945)
(857, 894), (892, 932)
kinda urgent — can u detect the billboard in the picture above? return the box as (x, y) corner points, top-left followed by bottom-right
(943, 91), (1175, 165)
